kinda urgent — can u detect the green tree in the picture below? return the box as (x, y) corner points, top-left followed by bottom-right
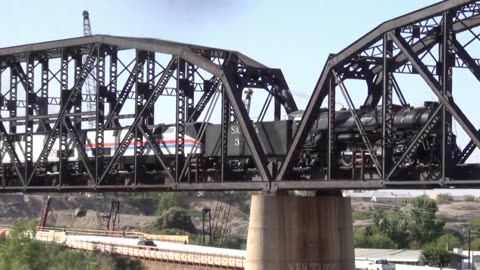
(53, 249), (100, 270)
(371, 212), (389, 234)
(469, 238), (480, 250)
(153, 207), (196, 233)
(369, 234), (397, 249)
(435, 234), (461, 251)
(469, 219), (480, 235)
(0, 221), (144, 270)
(383, 216), (410, 249)
(421, 242), (451, 268)
(352, 211), (373, 220)
(354, 229), (370, 248)
(156, 192), (181, 215)
(410, 197), (444, 247)
(50, 246), (144, 270)
(367, 213), (410, 248)
(354, 229), (396, 249)
(0, 221), (49, 270)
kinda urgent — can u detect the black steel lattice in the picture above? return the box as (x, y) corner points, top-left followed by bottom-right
(2, 1), (480, 192)
(0, 35), (297, 192)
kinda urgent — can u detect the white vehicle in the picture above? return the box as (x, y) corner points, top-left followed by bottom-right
(367, 259), (395, 270)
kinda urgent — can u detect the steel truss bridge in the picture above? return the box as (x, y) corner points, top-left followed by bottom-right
(2, 0), (480, 193)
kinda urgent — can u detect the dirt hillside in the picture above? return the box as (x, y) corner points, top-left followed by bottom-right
(0, 193), (250, 237)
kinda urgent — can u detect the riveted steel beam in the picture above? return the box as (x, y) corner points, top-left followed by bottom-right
(26, 45), (98, 186)
(98, 57), (177, 185)
(276, 59), (331, 181)
(364, 13), (480, 107)
(453, 38), (480, 163)
(391, 31), (480, 157)
(222, 64), (272, 182)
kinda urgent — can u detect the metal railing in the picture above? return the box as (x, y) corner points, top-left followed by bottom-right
(34, 229), (244, 269)
(31, 225), (188, 244)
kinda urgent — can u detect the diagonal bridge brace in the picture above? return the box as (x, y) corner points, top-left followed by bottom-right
(334, 70), (382, 176)
(272, 2), (480, 181)
(98, 57), (178, 185)
(26, 45), (98, 186)
(452, 38), (480, 163)
(62, 117), (95, 183)
(105, 52), (148, 128)
(364, 12), (480, 107)
(187, 76), (221, 122)
(6, 60), (51, 131)
(386, 104), (443, 179)
(137, 124), (175, 183)
(0, 119), (25, 185)
(222, 64), (272, 182)
(390, 32), (480, 157)
(275, 60), (331, 181)
(188, 59), (278, 182)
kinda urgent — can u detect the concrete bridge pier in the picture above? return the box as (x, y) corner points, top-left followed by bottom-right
(245, 192), (354, 270)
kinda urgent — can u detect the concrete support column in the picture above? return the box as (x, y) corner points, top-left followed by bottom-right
(245, 193), (354, 270)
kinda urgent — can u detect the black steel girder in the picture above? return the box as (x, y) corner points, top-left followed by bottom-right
(98, 56), (178, 185)
(4, 0), (480, 192)
(26, 45), (98, 185)
(363, 13), (480, 107)
(0, 33), (299, 192)
(453, 38), (480, 163)
(4, 59), (51, 131)
(390, 32), (480, 154)
(276, 0), (480, 183)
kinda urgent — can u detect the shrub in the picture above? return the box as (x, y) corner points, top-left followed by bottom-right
(421, 242), (451, 267)
(435, 234), (461, 251)
(0, 222), (144, 270)
(469, 238), (480, 250)
(155, 192), (181, 215)
(353, 229), (396, 249)
(369, 233), (397, 249)
(222, 237), (245, 249)
(464, 195), (476, 202)
(151, 207), (196, 233)
(435, 193), (453, 204)
(352, 211), (373, 220)
(126, 197), (160, 215)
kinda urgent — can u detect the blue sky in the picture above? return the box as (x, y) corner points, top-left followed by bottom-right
(4, 0), (480, 162)
(0, 0), (438, 108)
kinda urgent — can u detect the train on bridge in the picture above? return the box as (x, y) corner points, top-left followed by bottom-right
(1, 0), (480, 191)
(0, 100), (459, 184)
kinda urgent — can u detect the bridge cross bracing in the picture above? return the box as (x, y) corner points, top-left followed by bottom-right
(0, 35), (298, 192)
(1, 0), (480, 192)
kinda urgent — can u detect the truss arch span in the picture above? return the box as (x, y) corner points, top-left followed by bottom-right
(277, 0), (480, 189)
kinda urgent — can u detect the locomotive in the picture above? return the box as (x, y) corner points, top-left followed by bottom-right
(0, 101), (455, 183)
(203, 101), (456, 180)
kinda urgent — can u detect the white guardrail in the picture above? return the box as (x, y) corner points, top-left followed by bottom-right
(34, 230), (245, 269)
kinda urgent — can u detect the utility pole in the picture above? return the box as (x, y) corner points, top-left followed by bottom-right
(82, 11), (114, 231)
(202, 208), (212, 245)
(82, 10), (96, 129)
(464, 225), (472, 269)
(468, 227), (471, 270)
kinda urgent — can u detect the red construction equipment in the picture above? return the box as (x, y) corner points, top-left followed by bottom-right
(39, 196), (52, 229)
(102, 200), (120, 231)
